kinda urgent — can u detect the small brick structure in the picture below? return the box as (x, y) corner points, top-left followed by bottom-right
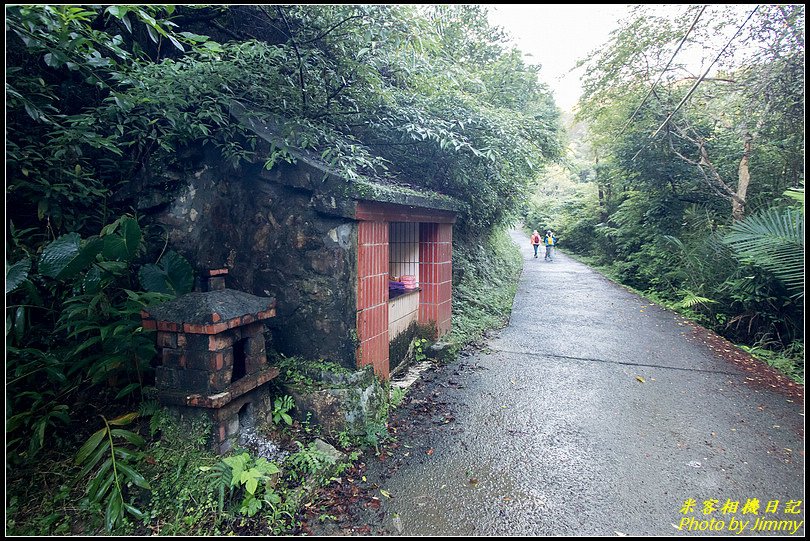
(141, 269), (278, 453)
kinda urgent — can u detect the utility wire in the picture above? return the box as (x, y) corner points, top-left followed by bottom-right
(614, 5), (706, 141)
(650, 5), (760, 139)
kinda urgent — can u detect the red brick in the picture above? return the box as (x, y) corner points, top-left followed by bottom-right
(209, 334), (233, 351)
(211, 312), (221, 323)
(207, 322), (229, 334)
(370, 276), (378, 306)
(215, 352), (224, 371)
(359, 246), (367, 277)
(142, 319), (157, 331)
(162, 348), (186, 368)
(205, 268), (229, 276)
(366, 308), (376, 337)
(157, 331), (177, 349)
(157, 321), (179, 332)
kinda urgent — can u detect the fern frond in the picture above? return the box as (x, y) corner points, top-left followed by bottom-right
(674, 291), (717, 309)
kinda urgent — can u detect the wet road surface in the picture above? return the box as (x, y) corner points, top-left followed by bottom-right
(367, 229), (805, 536)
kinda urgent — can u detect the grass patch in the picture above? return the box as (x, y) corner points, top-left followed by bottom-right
(445, 227), (523, 353)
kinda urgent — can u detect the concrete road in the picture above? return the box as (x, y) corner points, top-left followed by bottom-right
(373, 229), (805, 536)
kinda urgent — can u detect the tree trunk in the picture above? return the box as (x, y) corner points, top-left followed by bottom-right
(732, 132), (752, 221)
(594, 151), (608, 223)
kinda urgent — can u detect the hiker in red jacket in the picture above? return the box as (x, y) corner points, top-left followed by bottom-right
(530, 230), (542, 258)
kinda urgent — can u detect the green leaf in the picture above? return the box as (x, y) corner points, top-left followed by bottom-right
(167, 34), (184, 52)
(77, 441), (111, 480)
(108, 412), (139, 426)
(114, 383), (141, 400)
(83, 265), (102, 293)
(105, 6), (127, 19)
(39, 234), (103, 279)
(178, 31), (209, 43)
(223, 453), (249, 487)
(110, 428), (145, 447)
(137, 250), (193, 296)
(6, 258), (31, 294)
(13, 306), (26, 342)
(123, 503), (145, 519)
(102, 217), (142, 261)
(242, 494), (262, 516)
(117, 461), (151, 490)
(144, 24), (158, 43)
(105, 493), (123, 531)
(245, 475), (258, 495)
(202, 41), (224, 52)
(87, 458), (114, 501)
(76, 427), (107, 465)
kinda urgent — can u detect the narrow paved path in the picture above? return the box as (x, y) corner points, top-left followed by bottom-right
(370, 229), (804, 536)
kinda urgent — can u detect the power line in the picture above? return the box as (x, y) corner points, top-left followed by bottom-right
(650, 5), (760, 139)
(614, 5), (706, 141)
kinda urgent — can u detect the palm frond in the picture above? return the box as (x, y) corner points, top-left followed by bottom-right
(722, 207), (804, 297)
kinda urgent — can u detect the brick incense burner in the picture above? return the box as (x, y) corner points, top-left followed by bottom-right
(141, 269), (278, 453)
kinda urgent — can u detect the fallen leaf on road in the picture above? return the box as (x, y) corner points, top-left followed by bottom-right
(380, 489), (392, 499)
(426, 448), (434, 455)
(469, 477), (479, 486)
(635, 376), (645, 383)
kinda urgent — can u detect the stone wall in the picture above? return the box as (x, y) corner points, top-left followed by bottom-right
(147, 155), (359, 369)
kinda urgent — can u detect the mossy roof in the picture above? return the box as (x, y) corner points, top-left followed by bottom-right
(229, 102), (462, 214)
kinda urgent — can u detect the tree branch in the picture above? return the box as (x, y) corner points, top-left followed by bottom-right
(210, 19), (254, 42)
(667, 126), (736, 202)
(673, 76), (737, 84)
(273, 6), (307, 114)
(299, 15), (364, 45)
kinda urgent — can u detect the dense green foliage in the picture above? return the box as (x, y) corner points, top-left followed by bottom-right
(524, 5), (804, 379)
(6, 5), (558, 534)
(447, 228), (524, 352)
